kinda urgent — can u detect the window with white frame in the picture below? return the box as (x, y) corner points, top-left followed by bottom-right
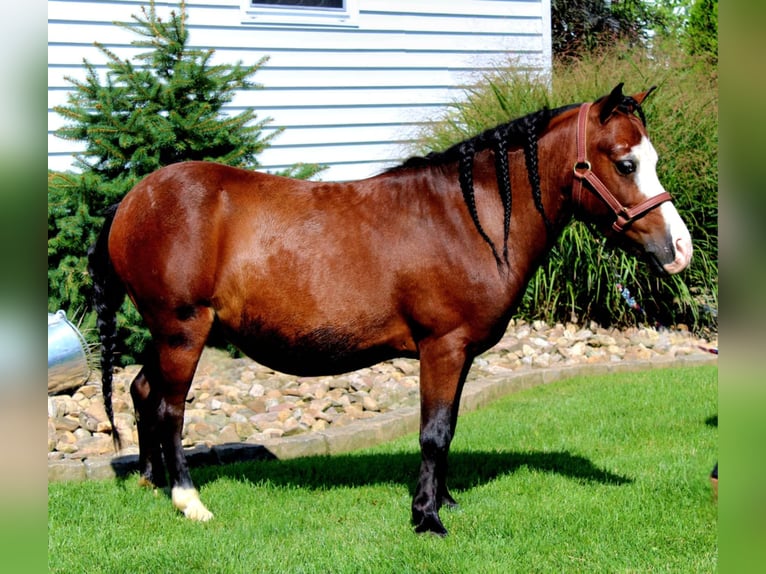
(241, 0), (359, 27)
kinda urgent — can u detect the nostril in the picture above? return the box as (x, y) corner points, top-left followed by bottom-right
(676, 236), (692, 262)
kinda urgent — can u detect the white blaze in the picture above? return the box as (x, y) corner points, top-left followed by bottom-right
(631, 137), (692, 274)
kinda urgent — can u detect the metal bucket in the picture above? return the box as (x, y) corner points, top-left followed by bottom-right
(48, 310), (91, 394)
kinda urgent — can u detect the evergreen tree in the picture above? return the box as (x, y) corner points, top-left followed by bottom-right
(48, 0), (321, 359)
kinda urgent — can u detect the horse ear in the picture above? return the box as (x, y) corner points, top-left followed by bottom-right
(631, 85), (657, 106)
(598, 83), (625, 124)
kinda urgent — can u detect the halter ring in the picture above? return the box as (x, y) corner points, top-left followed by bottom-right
(573, 161), (591, 176)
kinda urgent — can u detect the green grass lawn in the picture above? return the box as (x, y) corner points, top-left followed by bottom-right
(48, 365), (717, 573)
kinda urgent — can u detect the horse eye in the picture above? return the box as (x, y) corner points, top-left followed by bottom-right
(616, 160), (636, 175)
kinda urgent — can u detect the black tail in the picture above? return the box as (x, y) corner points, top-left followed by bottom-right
(87, 204), (125, 450)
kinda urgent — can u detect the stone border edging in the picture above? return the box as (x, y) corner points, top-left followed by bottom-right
(47, 353), (717, 483)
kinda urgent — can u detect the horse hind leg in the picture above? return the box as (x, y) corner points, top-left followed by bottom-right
(141, 304), (215, 521)
(130, 365), (167, 489)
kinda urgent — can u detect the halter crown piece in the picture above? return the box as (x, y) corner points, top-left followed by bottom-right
(572, 102), (672, 233)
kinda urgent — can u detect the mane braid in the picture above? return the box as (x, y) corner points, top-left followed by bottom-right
(457, 141), (502, 263)
(521, 113), (554, 239)
(491, 128), (511, 263)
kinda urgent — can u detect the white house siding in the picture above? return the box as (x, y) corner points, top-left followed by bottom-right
(48, 0), (552, 181)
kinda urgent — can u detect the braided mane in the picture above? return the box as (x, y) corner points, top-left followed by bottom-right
(391, 92), (649, 264)
(391, 104), (576, 263)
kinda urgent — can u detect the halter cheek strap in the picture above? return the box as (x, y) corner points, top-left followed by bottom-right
(572, 102), (672, 233)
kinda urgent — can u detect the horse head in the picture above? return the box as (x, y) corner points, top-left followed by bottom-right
(571, 83), (692, 274)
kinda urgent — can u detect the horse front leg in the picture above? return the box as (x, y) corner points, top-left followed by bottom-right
(412, 334), (472, 536)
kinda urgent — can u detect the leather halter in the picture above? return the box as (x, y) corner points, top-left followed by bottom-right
(572, 102), (672, 233)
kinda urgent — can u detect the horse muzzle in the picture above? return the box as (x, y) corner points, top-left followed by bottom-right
(642, 224), (692, 275)
(661, 235), (693, 274)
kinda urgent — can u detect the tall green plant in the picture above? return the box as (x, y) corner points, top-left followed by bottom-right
(48, 0), (322, 360)
(413, 41), (717, 333)
(684, 0), (718, 65)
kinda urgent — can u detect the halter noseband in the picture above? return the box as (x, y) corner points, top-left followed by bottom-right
(572, 102), (672, 233)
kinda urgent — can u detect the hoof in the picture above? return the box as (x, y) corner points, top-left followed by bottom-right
(172, 487), (214, 522)
(413, 513), (448, 537)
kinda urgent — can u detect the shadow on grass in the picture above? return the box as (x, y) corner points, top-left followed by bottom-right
(112, 443), (631, 491)
(188, 449), (632, 496)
